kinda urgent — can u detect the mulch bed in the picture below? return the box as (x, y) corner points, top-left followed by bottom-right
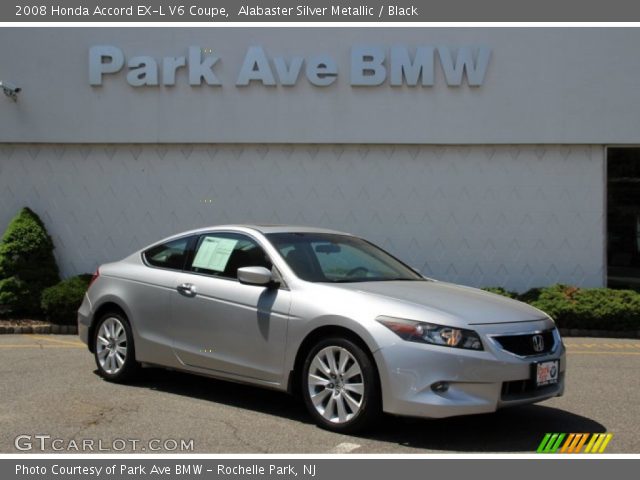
(0, 319), (50, 327)
(0, 320), (638, 338)
(0, 319), (77, 334)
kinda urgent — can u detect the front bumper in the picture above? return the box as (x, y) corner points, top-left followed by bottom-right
(374, 322), (566, 418)
(77, 293), (92, 348)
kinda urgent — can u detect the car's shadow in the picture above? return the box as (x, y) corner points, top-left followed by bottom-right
(366, 407), (606, 452)
(99, 368), (605, 452)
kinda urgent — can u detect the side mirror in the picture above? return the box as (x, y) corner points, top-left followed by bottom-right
(237, 266), (276, 286)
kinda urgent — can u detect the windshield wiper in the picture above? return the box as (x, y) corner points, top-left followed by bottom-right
(329, 277), (423, 283)
(370, 277), (425, 282)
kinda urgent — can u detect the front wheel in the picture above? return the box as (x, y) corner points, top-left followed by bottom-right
(93, 312), (139, 383)
(301, 337), (381, 433)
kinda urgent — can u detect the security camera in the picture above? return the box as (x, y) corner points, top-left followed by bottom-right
(0, 81), (21, 101)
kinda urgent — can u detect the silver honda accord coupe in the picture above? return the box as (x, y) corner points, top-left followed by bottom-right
(78, 225), (565, 432)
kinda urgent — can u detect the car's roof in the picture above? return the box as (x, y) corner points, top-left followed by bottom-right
(242, 224), (352, 235)
(177, 224), (353, 237)
(136, 225), (357, 254)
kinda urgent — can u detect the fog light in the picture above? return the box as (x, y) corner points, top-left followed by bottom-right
(431, 381), (449, 393)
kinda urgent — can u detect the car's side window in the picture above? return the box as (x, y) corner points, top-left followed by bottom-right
(189, 233), (272, 280)
(143, 237), (192, 270)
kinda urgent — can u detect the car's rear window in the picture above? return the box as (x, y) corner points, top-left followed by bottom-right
(144, 237), (191, 270)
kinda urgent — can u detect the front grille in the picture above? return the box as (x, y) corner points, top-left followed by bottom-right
(501, 374), (563, 401)
(500, 380), (559, 401)
(493, 329), (556, 356)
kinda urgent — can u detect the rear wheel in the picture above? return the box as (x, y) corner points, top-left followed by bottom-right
(93, 312), (139, 382)
(301, 337), (380, 433)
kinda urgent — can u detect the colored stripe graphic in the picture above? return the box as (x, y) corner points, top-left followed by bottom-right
(562, 433), (589, 453)
(537, 433), (613, 453)
(559, 434), (575, 453)
(585, 433), (613, 453)
(572, 433), (590, 453)
(537, 433), (566, 453)
(597, 434), (613, 453)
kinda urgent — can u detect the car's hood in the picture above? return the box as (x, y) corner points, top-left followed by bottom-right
(332, 280), (547, 325)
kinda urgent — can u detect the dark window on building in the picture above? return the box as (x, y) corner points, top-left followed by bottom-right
(607, 148), (640, 289)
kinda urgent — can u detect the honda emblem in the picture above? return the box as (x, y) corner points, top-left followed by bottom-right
(532, 334), (545, 353)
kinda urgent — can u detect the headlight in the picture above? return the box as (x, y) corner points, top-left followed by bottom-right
(376, 315), (484, 350)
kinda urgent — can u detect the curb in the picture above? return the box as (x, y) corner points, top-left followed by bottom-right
(0, 325), (78, 335)
(0, 325), (638, 338)
(558, 328), (640, 339)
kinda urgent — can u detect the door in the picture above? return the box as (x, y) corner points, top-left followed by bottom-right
(129, 235), (195, 365)
(608, 148), (640, 289)
(170, 232), (291, 384)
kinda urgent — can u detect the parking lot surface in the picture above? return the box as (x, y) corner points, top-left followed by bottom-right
(1, 334), (638, 453)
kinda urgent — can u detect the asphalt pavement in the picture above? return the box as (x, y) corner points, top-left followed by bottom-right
(0, 334), (638, 453)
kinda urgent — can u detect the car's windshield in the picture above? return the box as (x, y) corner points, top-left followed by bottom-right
(266, 232), (425, 283)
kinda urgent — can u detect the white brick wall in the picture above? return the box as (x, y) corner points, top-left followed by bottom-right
(0, 144), (605, 292)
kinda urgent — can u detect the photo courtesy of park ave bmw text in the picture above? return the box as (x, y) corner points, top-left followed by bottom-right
(1, 24), (640, 458)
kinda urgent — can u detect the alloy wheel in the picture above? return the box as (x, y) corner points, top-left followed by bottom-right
(307, 346), (365, 424)
(96, 317), (128, 375)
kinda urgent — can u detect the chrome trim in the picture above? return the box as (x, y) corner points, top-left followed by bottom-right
(487, 328), (561, 359)
(468, 318), (547, 326)
(531, 334), (545, 353)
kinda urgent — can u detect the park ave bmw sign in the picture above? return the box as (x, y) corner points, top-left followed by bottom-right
(89, 45), (491, 87)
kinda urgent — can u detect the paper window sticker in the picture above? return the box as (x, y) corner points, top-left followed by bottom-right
(192, 237), (239, 272)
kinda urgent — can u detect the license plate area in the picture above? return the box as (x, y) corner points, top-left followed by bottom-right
(532, 359), (559, 387)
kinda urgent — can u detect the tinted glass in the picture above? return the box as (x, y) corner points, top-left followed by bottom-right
(608, 148), (640, 290)
(144, 237), (191, 270)
(266, 232), (424, 283)
(189, 233), (272, 279)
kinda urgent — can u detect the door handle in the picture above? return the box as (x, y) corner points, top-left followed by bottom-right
(176, 283), (197, 297)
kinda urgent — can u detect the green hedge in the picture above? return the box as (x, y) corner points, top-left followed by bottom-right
(482, 287), (518, 299)
(484, 284), (640, 331)
(0, 208), (60, 317)
(41, 274), (92, 325)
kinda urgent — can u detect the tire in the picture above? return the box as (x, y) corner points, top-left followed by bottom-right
(93, 312), (139, 383)
(301, 337), (381, 433)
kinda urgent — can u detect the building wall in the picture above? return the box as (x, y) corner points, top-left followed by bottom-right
(2, 28), (640, 144)
(0, 144), (604, 291)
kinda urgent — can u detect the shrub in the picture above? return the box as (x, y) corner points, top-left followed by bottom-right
(0, 208), (60, 317)
(527, 284), (578, 326)
(41, 274), (92, 325)
(484, 284), (640, 331)
(482, 287), (518, 299)
(536, 285), (640, 331)
(517, 287), (543, 304)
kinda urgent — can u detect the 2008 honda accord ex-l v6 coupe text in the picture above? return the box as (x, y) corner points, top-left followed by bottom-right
(78, 225), (565, 432)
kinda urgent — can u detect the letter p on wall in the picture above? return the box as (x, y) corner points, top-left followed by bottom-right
(89, 46), (125, 85)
